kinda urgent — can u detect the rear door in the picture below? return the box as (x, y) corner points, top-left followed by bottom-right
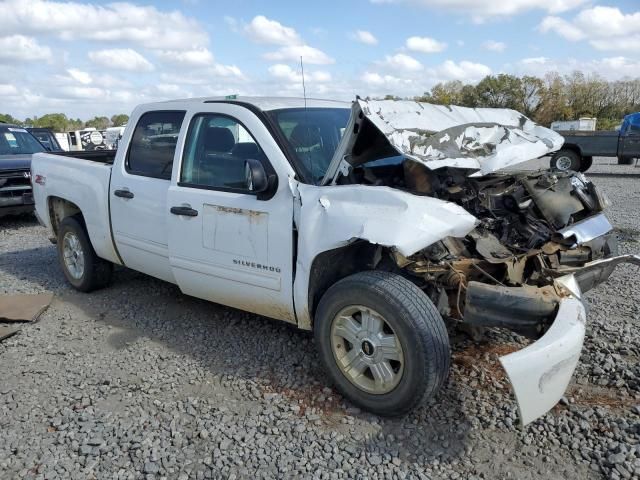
(166, 104), (296, 323)
(110, 110), (186, 282)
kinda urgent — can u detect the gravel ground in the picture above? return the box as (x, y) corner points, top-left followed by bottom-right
(1, 159), (639, 479)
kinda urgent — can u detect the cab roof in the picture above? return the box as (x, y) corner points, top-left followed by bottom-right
(148, 96), (351, 112)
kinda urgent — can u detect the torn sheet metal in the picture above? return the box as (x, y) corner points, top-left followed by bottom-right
(555, 213), (613, 245)
(291, 182), (478, 328)
(337, 99), (564, 177)
(297, 184), (477, 257)
(499, 295), (586, 427)
(0, 293), (53, 322)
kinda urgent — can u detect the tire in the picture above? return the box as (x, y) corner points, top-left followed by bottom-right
(57, 216), (113, 292)
(550, 149), (581, 171)
(578, 156), (593, 172)
(618, 157), (634, 165)
(314, 270), (450, 416)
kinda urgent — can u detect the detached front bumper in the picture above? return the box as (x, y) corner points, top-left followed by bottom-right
(497, 254), (640, 427)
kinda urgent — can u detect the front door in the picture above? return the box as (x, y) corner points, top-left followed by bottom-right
(110, 110), (186, 282)
(620, 119), (640, 160)
(166, 109), (296, 323)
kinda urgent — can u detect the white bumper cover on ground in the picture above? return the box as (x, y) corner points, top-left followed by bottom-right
(499, 296), (586, 427)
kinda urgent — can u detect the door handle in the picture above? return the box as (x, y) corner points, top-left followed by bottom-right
(170, 206), (198, 217)
(114, 189), (134, 199)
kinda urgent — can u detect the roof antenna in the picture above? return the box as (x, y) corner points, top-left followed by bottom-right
(300, 56), (315, 182)
(300, 56), (307, 110)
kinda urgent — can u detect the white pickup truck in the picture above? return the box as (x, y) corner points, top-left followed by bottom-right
(32, 96), (639, 426)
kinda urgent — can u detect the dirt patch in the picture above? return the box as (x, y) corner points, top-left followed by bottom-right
(566, 385), (638, 409)
(453, 342), (522, 385)
(259, 381), (345, 417)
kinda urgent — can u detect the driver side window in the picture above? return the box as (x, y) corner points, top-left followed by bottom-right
(180, 114), (267, 191)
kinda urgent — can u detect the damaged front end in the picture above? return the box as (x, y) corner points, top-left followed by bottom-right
(322, 98), (640, 426)
(391, 167), (638, 425)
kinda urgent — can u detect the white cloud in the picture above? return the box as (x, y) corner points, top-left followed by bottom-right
(264, 45), (334, 65)
(245, 15), (302, 46)
(0, 84), (19, 96)
(379, 53), (423, 72)
(539, 6), (640, 51)
(244, 15), (333, 65)
(363, 56), (490, 98)
(406, 36), (446, 53)
(538, 16), (586, 41)
(67, 68), (92, 85)
(268, 64), (332, 83)
(515, 56), (640, 80)
(482, 40), (506, 52)
(88, 48), (154, 72)
(436, 60), (491, 82)
(370, 0), (586, 22)
(0, 35), (52, 62)
(0, 0), (208, 51)
(351, 30), (378, 45)
(158, 48), (215, 68)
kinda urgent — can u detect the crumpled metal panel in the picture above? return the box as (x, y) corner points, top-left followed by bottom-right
(357, 99), (564, 175)
(556, 213), (613, 245)
(290, 181), (478, 329)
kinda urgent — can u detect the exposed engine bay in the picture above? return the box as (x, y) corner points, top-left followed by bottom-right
(342, 159), (617, 338)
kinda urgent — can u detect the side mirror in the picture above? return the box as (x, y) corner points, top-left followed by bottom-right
(245, 158), (269, 194)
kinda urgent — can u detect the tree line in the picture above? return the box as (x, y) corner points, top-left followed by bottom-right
(0, 113), (129, 131)
(385, 72), (640, 130)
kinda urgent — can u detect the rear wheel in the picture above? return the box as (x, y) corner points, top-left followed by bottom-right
(57, 216), (113, 292)
(550, 149), (582, 172)
(314, 270), (450, 416)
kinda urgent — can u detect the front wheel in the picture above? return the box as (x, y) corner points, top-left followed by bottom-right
(57, 216), (113, 292)
(314, 271), (450, 416)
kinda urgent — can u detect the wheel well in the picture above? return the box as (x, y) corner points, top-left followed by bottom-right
(555, 144), (582, 157)
(48, 197), (83, 238)
(307, 241), (398, 324)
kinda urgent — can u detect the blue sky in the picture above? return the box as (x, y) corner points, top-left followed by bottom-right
(1, 0), (639, 119)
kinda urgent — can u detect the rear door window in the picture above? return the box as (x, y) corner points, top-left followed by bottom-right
(126, 111), (185, 179)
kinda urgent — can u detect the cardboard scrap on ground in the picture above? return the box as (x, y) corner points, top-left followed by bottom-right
(0, 293), (53, 342)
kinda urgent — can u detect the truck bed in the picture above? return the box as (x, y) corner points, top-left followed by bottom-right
(48, 149), (117, 164)
(559, 130), (619, 157)
(31, 151), (120, 264)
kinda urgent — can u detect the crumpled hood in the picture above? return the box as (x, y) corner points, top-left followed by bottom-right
(324, 98), (564, 182)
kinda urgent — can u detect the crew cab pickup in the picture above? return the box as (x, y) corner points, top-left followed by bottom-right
(32, 97), (639, 426)
(550, 112), (640, 172)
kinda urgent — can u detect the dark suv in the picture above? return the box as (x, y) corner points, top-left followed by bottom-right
(0, 124), (45, 217)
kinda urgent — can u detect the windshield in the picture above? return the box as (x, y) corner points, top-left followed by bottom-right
(270, 107), (350, 184)
(0, 127), (45, 155)
(29, 130), (60, 151)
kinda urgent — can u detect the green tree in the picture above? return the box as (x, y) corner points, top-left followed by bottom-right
(68, 118), (84, 131)
(518, 76), (545, 118)
(110, 114), (129, 127)
(475, 74), (523, 110)
(0, 114), (22, 125)
(34, 113), (69, 132)
(535, 73), (571, 126)
(85, 116), (110, 129)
